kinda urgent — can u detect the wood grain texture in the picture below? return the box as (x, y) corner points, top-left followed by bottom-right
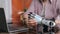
(12, 0), (32, 26)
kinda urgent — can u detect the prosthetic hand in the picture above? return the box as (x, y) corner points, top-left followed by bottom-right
(28, 12), (56, 27)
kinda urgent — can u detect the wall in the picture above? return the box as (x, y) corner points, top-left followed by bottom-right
(0, 0), (4, 8)
(12, 0), (32, 25)
(0, 0), (32, 24)
(4, 0), (12, 23)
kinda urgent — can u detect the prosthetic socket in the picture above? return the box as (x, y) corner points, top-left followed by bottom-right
(28, 12), (56, 27)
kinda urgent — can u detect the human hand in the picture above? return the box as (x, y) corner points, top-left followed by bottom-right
(27, 18), (37, 27)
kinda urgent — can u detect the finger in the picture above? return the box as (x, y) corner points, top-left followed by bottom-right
(28, 19), (34, 22)
(18, 12), (24, 15)
(28, 18), (37, 22)
(29, 22), (37, 25)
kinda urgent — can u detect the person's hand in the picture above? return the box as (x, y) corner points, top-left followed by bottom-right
(55, 15), (60, 28)
(55, 19), (60, 24)
(23, 13), (37, 27)
(27, 18), (37, 27)
(55, 15), (60, 34)
(55, 16), (60, 24)
(55, 19), (60, 29)
(55, 17), (60, 33)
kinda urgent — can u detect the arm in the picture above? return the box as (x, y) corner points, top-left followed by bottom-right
(55, 0), (60, 29)
(23, 0), (37, 26)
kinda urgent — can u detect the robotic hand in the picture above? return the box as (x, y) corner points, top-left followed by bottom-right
(28, 12), (56, 27)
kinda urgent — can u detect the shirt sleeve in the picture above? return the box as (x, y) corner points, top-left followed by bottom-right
(55, 0), (60, 20)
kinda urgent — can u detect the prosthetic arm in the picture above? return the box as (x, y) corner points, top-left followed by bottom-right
(28, 12), (56, 27)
